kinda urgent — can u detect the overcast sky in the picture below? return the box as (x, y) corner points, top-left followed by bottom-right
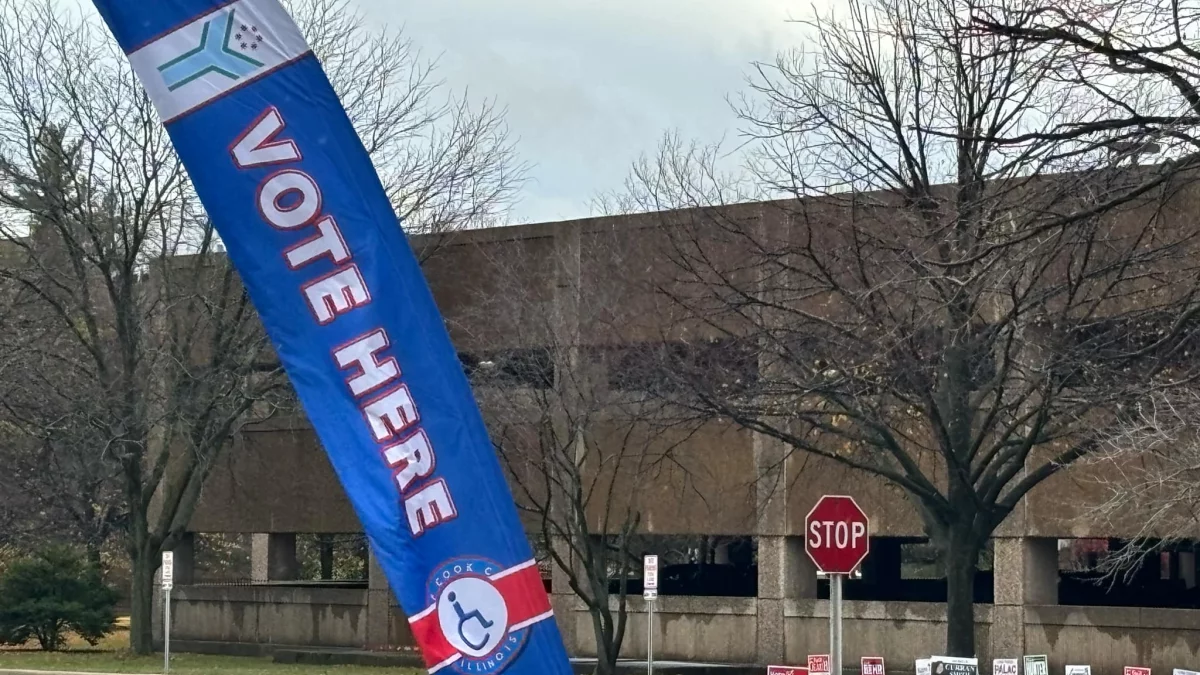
(67, 0), (811, 224)
(368, 0), (805, 224)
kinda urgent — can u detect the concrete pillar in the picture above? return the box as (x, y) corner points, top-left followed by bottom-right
(366, 546), (391, 649)
(547, 536), (584, 654)
(994, 537), (1058, 606)
(754, 428), (794, 664)
(760, 537), (818, 600)
(251, 533), (299, 581)
(993, 537), (1059, 659)
(1180, 551), (1196, 589)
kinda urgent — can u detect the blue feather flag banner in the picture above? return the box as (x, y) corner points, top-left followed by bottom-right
(87, 1), (572, 673)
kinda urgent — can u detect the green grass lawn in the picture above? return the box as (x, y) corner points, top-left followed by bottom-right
(0, 622), (421, 675)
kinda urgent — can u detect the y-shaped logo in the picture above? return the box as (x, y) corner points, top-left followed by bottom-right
(157, 9), (264, 91)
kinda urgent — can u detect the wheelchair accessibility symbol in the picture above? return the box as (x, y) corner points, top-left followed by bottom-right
(427, 558), (531, 674)
(437, 575), (509, 658)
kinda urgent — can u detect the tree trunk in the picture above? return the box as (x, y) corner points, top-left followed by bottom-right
(594, 642), (619, 675)
(592, 604), (619, 675)
(86, 543), (102, 573)
(128, 550), (157, 655)
(943, 533), (980, 657)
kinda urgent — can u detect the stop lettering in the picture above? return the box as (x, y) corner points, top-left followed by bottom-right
(804, 495), (870, 574)
(807, 520), (867, 549)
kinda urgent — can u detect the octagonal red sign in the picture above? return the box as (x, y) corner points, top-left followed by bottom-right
(805, 495), (870, 574)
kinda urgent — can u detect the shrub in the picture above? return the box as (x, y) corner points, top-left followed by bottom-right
(0, 546), (118, 650)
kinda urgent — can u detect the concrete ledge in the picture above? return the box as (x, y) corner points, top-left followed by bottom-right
(1025, 603), (1200, 630)
(273, 648), (424, 668)
(173, 585), (368, 605)
(271, 651), (768, 674)
(164, 639), (280, 657)
(785, 599), (994, 623)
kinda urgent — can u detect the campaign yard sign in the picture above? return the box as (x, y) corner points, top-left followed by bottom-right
(1065, 667), (1091, 675)
(932, 656), (979, 675)
(994, 659), (1018, 675)
(917, 660), (932, 675)
(768, 667), (809, 675)
(862, 657), (885, 675)
(1024, 656), (1049, 675)
(1125, 667), (1151, 675)
(809, 655), (832, 675)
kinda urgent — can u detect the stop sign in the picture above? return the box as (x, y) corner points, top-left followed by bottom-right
(805, 495), (870, 574)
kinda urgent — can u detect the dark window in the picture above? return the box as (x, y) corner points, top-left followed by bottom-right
(460, 347), (555, 389)
(606, 338), (758, 396)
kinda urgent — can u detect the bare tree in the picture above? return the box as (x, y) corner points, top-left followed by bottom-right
(0, 0), (527, 653)
(605, 0), (1200, 656)
(451, 227), (693, 675)
(1061, 390), (1200, 579)
(973, 0), (1200, 157)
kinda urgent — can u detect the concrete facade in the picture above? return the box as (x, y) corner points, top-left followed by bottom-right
(165, 193), (1200, 671)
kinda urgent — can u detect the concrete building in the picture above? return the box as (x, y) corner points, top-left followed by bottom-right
(156, 191), (1200, 673)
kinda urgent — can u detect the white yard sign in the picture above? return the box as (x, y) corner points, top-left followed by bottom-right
(161, 551), (174, 590)
(1024, 656), (1048, 675)
(643, 554), (658, 590)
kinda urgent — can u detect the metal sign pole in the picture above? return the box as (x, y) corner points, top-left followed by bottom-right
(830, 573), (843, 675)
(646, 597), (654, 675)
(163, 586), (171, 674)
(643, 554), (658, 675)
(161, 550), (173, 675)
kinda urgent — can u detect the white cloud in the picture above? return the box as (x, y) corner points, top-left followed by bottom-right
(64, 0), (826, 222)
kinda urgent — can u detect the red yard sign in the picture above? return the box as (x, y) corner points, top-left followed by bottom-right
(862, 657), (885, 675)
(768, 668), (809, 675)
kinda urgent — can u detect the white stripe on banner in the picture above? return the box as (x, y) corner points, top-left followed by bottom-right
(128, 0), (310, 123)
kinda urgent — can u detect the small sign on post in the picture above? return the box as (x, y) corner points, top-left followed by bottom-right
(1024, 656), (1048, 675)
(768, 668), (809, 675)
(643, 554), (658, 597)
(916, 661), (932, 675)
(643, 555), (658, 675)
(1125, 667), (1151, 675)
(861, 657), (885, 675)
(993, 659), (1018, 675)
(809, 655), (832, 675)
(161, 551), (174, 590)
(161, 550), (174, 674)
(1066, 667), (1092, 675)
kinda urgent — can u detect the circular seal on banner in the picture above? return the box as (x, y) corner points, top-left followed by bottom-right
(427, 558), (530, 674)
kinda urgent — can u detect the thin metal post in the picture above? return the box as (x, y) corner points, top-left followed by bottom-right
(163, 587), (171, 674)
(830, 574), (843, 675)
(646, 598), (654, 675)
